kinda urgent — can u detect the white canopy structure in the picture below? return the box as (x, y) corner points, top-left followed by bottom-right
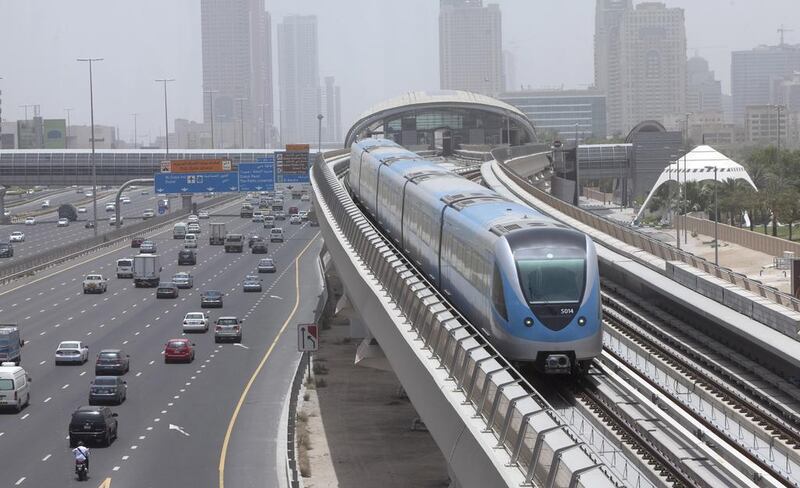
(634, 145), (757, 223)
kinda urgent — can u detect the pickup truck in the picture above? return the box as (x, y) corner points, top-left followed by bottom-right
(82, 274), (108, 294)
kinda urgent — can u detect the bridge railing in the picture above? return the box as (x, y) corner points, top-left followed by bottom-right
(311, 152), (620, 487)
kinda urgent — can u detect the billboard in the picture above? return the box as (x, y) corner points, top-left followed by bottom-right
(162, 159), (233, 173)
(43, 119), (66, 149)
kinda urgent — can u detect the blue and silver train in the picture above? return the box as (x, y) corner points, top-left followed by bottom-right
(349, 139), (602, 373)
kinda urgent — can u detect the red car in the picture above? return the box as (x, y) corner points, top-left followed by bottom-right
(131, 236), (145, 248)
(163, 339), (195, 363)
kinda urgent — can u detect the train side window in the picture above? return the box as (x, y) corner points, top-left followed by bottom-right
(492, 264), (508, 321)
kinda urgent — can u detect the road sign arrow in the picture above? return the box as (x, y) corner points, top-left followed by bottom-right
(169, 424), (191, 437)
(234, 343), (249, 350)
(207, 187), (214, 192)
(181, 187), (189, 192)
(229, 186), (238, 191)
(156, 188), (164, 193)
(255, 186), (262, 190)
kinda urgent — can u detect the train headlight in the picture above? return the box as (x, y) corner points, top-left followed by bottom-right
(577, 316), (587, 326)
(523, 317), (534, 327)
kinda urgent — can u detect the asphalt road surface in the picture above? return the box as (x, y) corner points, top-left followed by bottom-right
(0, 195), (320, 487)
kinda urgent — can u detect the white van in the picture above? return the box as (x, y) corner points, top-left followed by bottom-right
(184, 233), (198, 248)
(0, 363), (31, 412)
(116, 258), (134, 278)
(173, 222), (188, 239)
(269, 227), (284, 243)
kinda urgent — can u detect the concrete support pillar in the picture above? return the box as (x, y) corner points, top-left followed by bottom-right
(181, 194), (192, 211)
(333, 293), (368, 339)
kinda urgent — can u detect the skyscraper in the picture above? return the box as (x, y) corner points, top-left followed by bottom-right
(439, 0), (504, 95)
(278, 15), (320, 145)
(595, 1), (686, 135)
(201, 0), (272, 148)
(731, 44), (800, 123)
(323, 76), (342, 143)
(687, 56), (723, 114)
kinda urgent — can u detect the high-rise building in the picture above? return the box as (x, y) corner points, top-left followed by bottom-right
(731, 44), (800, 123)
(499, 89), (607, 143)
(687, 56), (722, 114)
(594, 1), (686, 136)
(745, 105), (788, 146)
(503, 50), (517, 91)
(278, 15), (320, 145)
(201, 0), (272, 148)
(439, 0), (504, 95)
(323, 76), (342, 143)
(594, 0), (631, 135)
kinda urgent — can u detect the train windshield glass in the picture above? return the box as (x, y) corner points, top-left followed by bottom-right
(516, 257), (585, 304)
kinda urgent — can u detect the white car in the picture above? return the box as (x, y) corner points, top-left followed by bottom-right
(54, 341), (89, 365)
(300, 194), (310, 202)
(57, 218), (69, 227)
(142, 209), (155, 219)
(24, 217), (35, 225)
(183, 234), (198, 248)
(105, 203), (115, 212)
(84, 191), (93, 197)
(9, 231), (25, 242)
(289, 215), (302, 225)
(122, 196), (131, 204)
(187, 223), (201, 234)
(182, 312), (209, 333)
(187, 214), (199, 223)
(109, 215), (123, 226)
(198, 211), (210, 219)
(41, 200), (50, 209)
(77, 207), (87, 214)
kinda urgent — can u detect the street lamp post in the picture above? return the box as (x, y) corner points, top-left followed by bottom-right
(77, 57), (103, 237)
(235, 97), (248, 149)
(203, 89), (218, 149)
(155, 79), (175, 154)
(317, 114), (324, 155)
(130, 113), (138, 149)
(64, 108), (74, 149)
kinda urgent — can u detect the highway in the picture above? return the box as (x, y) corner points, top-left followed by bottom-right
(0, 195), (320, 487)
(1, 189), (187, 260)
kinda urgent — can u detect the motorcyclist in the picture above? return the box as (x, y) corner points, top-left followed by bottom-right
(72, 441), (89, 471)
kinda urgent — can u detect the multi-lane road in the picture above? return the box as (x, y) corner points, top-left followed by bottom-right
(0, 195), (322, 487)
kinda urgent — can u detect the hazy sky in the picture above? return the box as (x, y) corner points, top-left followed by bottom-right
(1, 0), (798, 144)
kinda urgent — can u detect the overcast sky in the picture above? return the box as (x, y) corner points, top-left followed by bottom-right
(1, 0), (798, 144)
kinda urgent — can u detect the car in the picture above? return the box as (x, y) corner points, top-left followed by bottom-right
(248, 235), (264, 248)
(183, 233), (198, 248)
(172, 272), (194, 289)
(163, 338), (195, 363)
(288, 206), (299, 215)
(139, 240), (157, 253)
(84, 221), (95, 229)
(214, 316), (243, 343)
(269, 228), (284, 243)
(9, 231), (24, 242)
(178, 249), (197, 265)
(77, 206), (87, 214)
(0, 243), (13, 258)
(109, 215), (123, 226)
(57, 218), (70, 227)
(69, 406), (118, 447)
(55, 341), (89, 365)
(301, 194), (310, 202)
(187, 222), (201, 235)
(105, 203), (115, 212)
(94, 349), (130, 375)
(251, 241), (269, 254)
(200, 290), (224, 308)
(275, 211), (286, 221)
(263, 215), (276, 229)
(198, 211), (210, 219)
(156, 282), (179, 298)
(252, 211), (264, 223)
(116, 258), (134, 278)
(243, 275), (262, 292)
(41, 200), (50, 209)
(141, 190), (149, 195)
(121, 197), (131, 204)
(84, 191), (93, 197)
(24, 217), (35, 225)
(89, 376), (127, 405)
(142, 209), (155, 219)
(182, 312), (209, 333)
(289, 215), (302, 225)
(187, 214), (199, 223)
(257, 258), (276, 273)
(131, 236), (145, 248)
(299, 211), (309, 221)
(82, 274), (108, 293)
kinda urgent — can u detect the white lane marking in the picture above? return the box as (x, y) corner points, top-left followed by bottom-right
(270, 295), (283, 300)
(146, 426), (153, 431)
(136, 372), (142, 377)
(53, 323), (60, 328)
(148, 360), (155, 365)
(20, 413), (29, 420)
(122, 340), (128, 345)
(61, 384), (69, 389)
(42, 454), (51, 462)
(112, 466), (120, 471)
(43, 397), (51, 403)
(130, 445), (138, 449)
(23, 315), (30, 320)
(161, 410), (167, 414)
(167, 402), (174, 406)
(123, 455), (130, 460)
(14, 477), (24, 485)
(79, 371), (86, 376)
(234, 343), (249, 349)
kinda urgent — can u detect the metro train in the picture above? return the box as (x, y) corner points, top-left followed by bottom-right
(348, 139), (602, 373)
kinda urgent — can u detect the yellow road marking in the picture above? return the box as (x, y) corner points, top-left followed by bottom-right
(97, 477), (111, 488)
(218, 233), (319, 488)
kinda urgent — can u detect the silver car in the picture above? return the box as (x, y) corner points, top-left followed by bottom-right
(172, 272), (194, 289)
(182, 312), (209, 333)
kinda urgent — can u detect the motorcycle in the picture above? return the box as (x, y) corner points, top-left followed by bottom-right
(75, 459), (88, 481)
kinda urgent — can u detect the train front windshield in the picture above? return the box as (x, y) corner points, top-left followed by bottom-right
(516, 253), (585, 305)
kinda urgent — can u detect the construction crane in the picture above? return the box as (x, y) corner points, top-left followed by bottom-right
(778, 25), (793, 46)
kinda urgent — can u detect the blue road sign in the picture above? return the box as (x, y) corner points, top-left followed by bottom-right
(282, 173), (310, 184)
(238, 157), (275, 192)
(154, 172), (239, 194)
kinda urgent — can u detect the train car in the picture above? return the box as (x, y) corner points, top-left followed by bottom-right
(349, 139), (601, 373)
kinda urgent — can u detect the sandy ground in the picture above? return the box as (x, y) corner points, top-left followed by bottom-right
(299, 320), (449, 488)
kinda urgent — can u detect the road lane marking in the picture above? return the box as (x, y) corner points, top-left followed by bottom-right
(218, 233), (318, 488)
(44, 397), (51, 403)
(62, 384), (69, 389)
(15, 477), (24, 485)
(42, 454), (51, 461)
(20, 413), (29, 420)
(97, 477), (112, 487)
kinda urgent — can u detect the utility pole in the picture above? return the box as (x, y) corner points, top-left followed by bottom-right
(77, 57), (103, 237)
(203, 88), (218, 149)
(64, 108), (74, 149)
(155, 79), (175, 154)
(235, 98), (248, 149)
(317, 114), (324, 154)
(130, 113), (139, 149)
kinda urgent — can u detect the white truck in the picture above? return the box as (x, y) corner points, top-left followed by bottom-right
(210, 222), (226, 245)
(133, 254), (161, 288)
(82, 274), (108, 294)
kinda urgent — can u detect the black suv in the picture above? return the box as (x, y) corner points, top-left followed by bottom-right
(95, 349), (130, 375)
(178, 249), (197, 265)
(0, 243), (13, 258)
(251, 241), (269, 254)
(69, 406), (118, 447)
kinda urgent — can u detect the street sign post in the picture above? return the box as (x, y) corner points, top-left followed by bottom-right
(297, 323), (318, 352)
(238, 156), (275, 192)
(154, 172), (239, 194)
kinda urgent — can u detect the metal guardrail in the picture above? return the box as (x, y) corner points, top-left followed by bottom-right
(494, 162), (800, 316)
(0, 195), (239, 285)
(312, 152), (619, 487)
(286, 352), (309, 488)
